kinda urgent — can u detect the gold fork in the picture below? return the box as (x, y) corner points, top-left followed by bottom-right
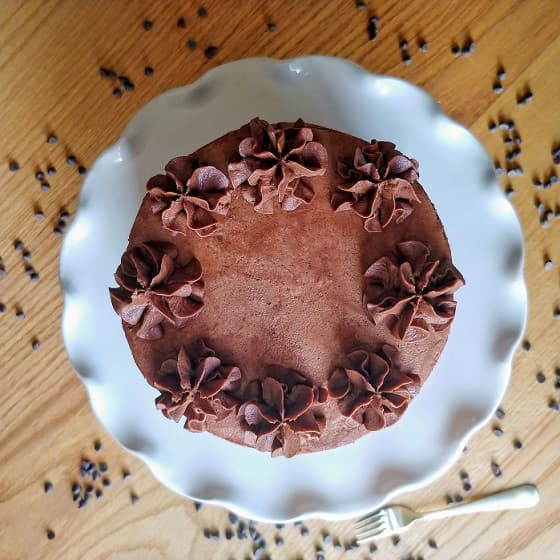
(355, 484), (539, 544)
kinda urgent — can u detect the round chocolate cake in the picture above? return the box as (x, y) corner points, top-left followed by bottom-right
(110, 118), (464, 457)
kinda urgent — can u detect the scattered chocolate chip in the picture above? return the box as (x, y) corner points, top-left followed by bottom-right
(95, 488), (103, 498)
(496, 407), (505, 419)
(193, 500), (202, 511)
(267, 22), (277, 32)
(44, 481), (53, 494)
(275, 523), (284, 530)
(122, 469), (131, 481)
(47, 166), (56, 176)
(367, 17), (377, 41)
(85, 484), (93, 494)
(22, 251), (31, 262)
(491, 462), (502, 477)
(460, 470), (469, 481)
(9, 160), (19, 172)
(41, 182), (50, 192)
(300, 526), (309, 537)
(99, 462), (108, 473)
(505, 185), (515, 197)
(102, 477), (110, 486)
(32, 339), (41, 351)
(392, 535), (400, 546)
(203, 528), (212, 539)
(463, 481), (472, 492)
(446, 494), (454, 504)
(35, 170), (45, 181)
(275, 535), (284, 546)
(130, 492), (139, 504)
(419, 39), (428, 51)
(544, 259), (553, 270)
(47, 134), (58, 144)
(204, 45), (218, 59)
(53, 226), (63, 236)
(46, 529), (55, 540)
(0, 303), (6, 313)
(293, 521), (303, 527)
(428, 538), (438, 549)
(451, 43), (460, 56)
(187, 38), (197, 50)
(228, 512), (238, 524)
(93, 439), (102, 451)
(119, 77), (135, 91)
(555, 381), (560, 390)
(513, 438), (523, 449)
(113, 88), (122, 98)
(553, 307), (560, 319)
(400, 39), (409, 51)
(497, 68), (506, 80)
(66, 155), (76, 165)
(369, 542), (378, 552)
(78, 165), (87, 175)
(493, 426), (504, 437)
(99, 67), (111, 78)
(197, 7), (208, 17)
(142, 19), (153, 31)
(34, 209), (44, 220)
(78, 496), (88, 508)
(402, 53), (411, 65)
(225, 528), (234, 540)
(493, 83), (504, 94)
(0, 265), (5, 277)
(177, 17), (186, 28)
(71, 482), (80, 493)
(355, 0), (366, 9)
(549, 399), (559, 411)
(144, 66), (153, 76)
(462, 40), (475, 55)
(60, 210), (70, 221)
(322, 533), (332, 545)
(488, 120), (496, 132)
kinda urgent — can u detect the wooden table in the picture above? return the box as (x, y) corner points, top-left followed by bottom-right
(1, 1), (559, 559)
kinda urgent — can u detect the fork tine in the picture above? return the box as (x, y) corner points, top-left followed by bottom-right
(355, 518), (387, 538)
(356, 523), (389, 544)
(354, 510), (384, 528)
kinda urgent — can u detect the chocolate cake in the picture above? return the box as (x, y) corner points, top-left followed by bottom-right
(109, 118), (464, 457)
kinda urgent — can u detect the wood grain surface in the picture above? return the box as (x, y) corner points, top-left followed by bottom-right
(1, 1), (559, 559)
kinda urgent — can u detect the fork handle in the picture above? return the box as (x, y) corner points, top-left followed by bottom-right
(422, 484), (539, 521)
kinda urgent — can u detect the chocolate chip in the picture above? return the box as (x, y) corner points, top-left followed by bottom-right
(113, 88), (122, 98)
(293, 521), (303, 527)
(493, 83), (504, 94)
(488, 120), (496, 131)
(355, 0), (366, 9)
(78, 165), (87, 175)
(0, 265), (5, 278)
(491, 462), (502, 477)
(392, 535), (400, 546)
(555, 380), (560, 390)
(99, 67), (111, 78)
(0, 303), (6, 313)
(187, 38), (197, 50)
(197, 7), (208, 17)
(53, 226), (63, 236)
(463, 481), (472, 492)
(545, 259), (553, 270)
(120, 77), (135, 91)
(193, 500), (202, 511)
(300, 526), (309, 537)
(228, 512), (238, 524)
(46, 529), (55, 540)
(513, 438), (523, 449)
(454, 494), (464, 502)
(495, 407), (505, 419)
(369, 542), (378, 552)
(177, 17), (186, 28)
(460, 470), (469, 481)
(419, 39), (428, 51)
(142, 19), (153, 31)
(101, 477), (110, 486)
(402, 53), (411, 64)
(275, 523), (284, 530)
(78, 496), (88, 508)
(44, 481), (53, 494)
(497, 68), (506, 80)
(34, 209), (45, 220)
(122, 469), (131, 481)
(322, 533), (332, 545)
(22, 251), (31, 262)
(47, 166), (56, 176)
(446, 494), (454, 504)
(130, 492), (139, 503)
(144, 66), (153, 76)
(451, 43), (460, 56)
(428, 538), (438, 549)
(333, 538), (342, 550)
(204, 45), (218, 59)
(549, 399), (559, 411)
(493, 426), (504, 437)
(93, 439), (102, 451)
(99, 462), (108, 473)
(537, 372), (546, 383)
(32, 339), (41, 351)
(66, 155), (76, 165)
(85, 484), (93, 494)
(71, 482), (80, 494)
(505, 185), (515, 197)
(35, 170), (45, 181)
(267, 22), (277, 32)
(95, 488), (103, 498)
(367, 18), (377, 41)
(275, 535), (284, 546)
(400, 39), (409, 51)
(47, 134), (58, 144)
(9, 160), (19, 172)
(41, 182), (50, 192)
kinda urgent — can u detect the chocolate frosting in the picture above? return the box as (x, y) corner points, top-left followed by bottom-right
(109, 241), (204, 339)
(363, 241), (465, 340)
(154, 339), (241, 432)
(147, 155), (232, 237)
(113, 119), (465, 457)
(328, 346), (420, 430)
(332, 141), (420, 232)
(228, 118), (328, 214)
(239, 367), (326, 457)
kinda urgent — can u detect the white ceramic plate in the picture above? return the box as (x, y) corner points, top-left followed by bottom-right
(60, 56), (527, 522)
